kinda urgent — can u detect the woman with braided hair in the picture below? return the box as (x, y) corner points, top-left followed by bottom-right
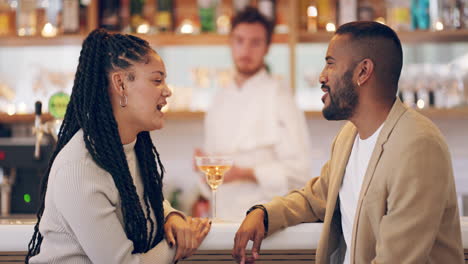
(26, 28), (211, 264)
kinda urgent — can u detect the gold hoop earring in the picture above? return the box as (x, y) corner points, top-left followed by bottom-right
(120, 94), (128, 107)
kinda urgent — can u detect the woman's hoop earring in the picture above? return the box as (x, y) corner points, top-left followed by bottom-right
(120, 94), (128, 107)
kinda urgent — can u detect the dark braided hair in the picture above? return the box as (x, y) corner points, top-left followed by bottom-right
(26, 29), (166, 262)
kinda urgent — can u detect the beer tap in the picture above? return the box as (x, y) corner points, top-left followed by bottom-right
(33, 101), (44, 160)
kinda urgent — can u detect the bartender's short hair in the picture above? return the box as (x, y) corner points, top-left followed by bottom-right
(336, 21), (403, 90)
(231, 6), (274, 45)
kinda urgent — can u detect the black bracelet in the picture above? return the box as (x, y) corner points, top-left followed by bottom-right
(246, 205), (269, 235)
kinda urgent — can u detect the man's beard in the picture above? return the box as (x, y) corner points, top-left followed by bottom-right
(322, 70), (359, 121)
(235, 62), (264, 77)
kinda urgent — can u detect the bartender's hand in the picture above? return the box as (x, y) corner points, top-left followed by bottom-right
(165, 214), (211, 262)
(224, 166), (257, 184)
(232, 209), (265, 264)
(193, 148), (206, 171)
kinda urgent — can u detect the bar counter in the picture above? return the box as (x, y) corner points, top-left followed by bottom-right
(1, 218), (468, 263)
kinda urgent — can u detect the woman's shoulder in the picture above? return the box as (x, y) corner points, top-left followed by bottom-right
(54, 130), (92, 167)
(49, 130), (118, 200)
(51, 130), (107, 180)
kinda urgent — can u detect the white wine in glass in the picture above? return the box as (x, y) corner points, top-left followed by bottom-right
(195, 156), (233, 220)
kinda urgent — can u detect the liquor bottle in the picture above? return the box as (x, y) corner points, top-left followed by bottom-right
(155, 0), (173, 32)
(316, 0), (336, 31)
(410, 0), (430, 30)
(233, 0), (251, 14)
(130, 0), (148, 33)
(100, 0), (120, 31)
(258, 0), (275, 23)
(62, 0), (79, 33)
(120, 0), (131, 32)
(338, 0), (357, 26)
(358, 0), (375, 21)
(386, 0), (411, 31)
(16, 0), (37, 36)
(429, 0), (442, 30)
(198, 0), (217, 32)
(306, 0), (318, 32)
(0, 0), (13, 35)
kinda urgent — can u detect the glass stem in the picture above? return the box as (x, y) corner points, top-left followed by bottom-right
(212, 189), (217, 219)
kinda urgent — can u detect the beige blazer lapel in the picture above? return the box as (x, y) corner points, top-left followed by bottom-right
(349, 98), (408, 263)
(319, 123), (357, 263)
(328, 125), (358, 211)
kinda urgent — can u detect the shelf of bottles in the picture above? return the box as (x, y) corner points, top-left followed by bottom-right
(298, 0), (468, 43)
(0, 0), (291, 46)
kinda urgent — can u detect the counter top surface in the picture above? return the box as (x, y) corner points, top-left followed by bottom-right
(1, 217), (468, 252)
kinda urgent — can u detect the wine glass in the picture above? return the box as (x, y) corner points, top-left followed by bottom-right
(195, 156), (233, 221)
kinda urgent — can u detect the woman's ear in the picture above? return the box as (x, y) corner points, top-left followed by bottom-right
(110, 72), (125, 96)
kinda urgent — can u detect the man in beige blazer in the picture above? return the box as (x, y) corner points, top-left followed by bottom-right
(232, 21), (464, 264)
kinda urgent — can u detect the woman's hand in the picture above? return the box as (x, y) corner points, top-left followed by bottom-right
(164, 214), (211, 262)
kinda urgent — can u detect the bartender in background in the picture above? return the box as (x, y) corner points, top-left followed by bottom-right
(194, 7), (311, 221)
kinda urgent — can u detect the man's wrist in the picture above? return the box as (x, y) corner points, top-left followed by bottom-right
(246, 205), (269, 235)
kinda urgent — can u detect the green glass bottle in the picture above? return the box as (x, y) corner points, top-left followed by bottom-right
(198, 0), (217, 32)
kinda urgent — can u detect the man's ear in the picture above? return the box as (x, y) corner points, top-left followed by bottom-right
(110, 71), (125, 96)
(356, 58), (374, 87)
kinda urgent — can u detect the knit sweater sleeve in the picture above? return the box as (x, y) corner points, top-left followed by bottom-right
(52, 159), (176, 264)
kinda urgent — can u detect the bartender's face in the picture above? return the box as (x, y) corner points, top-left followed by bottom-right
(118, 52), (172, 132)
(230, 22), (269, 76)
(319, 35), (359, 121)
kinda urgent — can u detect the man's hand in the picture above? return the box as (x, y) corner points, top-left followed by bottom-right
(193, 148), (206, 171)
(232, 209), (265, 264)
(164, 214), (211, 262)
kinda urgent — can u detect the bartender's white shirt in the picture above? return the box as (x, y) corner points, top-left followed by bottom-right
(340, 124), (383, 264)
(202, 68), (311, 221)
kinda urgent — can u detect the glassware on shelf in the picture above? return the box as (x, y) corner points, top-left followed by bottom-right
(62, 0), (80, 34)
(338, 0), (357, 26)
(16, 0), (37, 36)
(258, 0), (275, 24)
(358, 0), (376, 21)
(441, 0), (463, 30)
(233, 0), (250, 14)
(442, 64), (465, 108)
(195, 156), (233, 221)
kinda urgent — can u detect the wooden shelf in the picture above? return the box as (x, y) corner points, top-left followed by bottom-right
(0, 33), (289, 47)
(0, 113), (54, 124)
(299, 30), (468, 44)
(2, 29), (467, 47)
(1, 108), (466, 124)
(0, 34), (86, 46)
(0, 111), (205, 123)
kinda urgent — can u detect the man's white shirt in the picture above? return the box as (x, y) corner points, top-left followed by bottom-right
(340, 124), (384, 264)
